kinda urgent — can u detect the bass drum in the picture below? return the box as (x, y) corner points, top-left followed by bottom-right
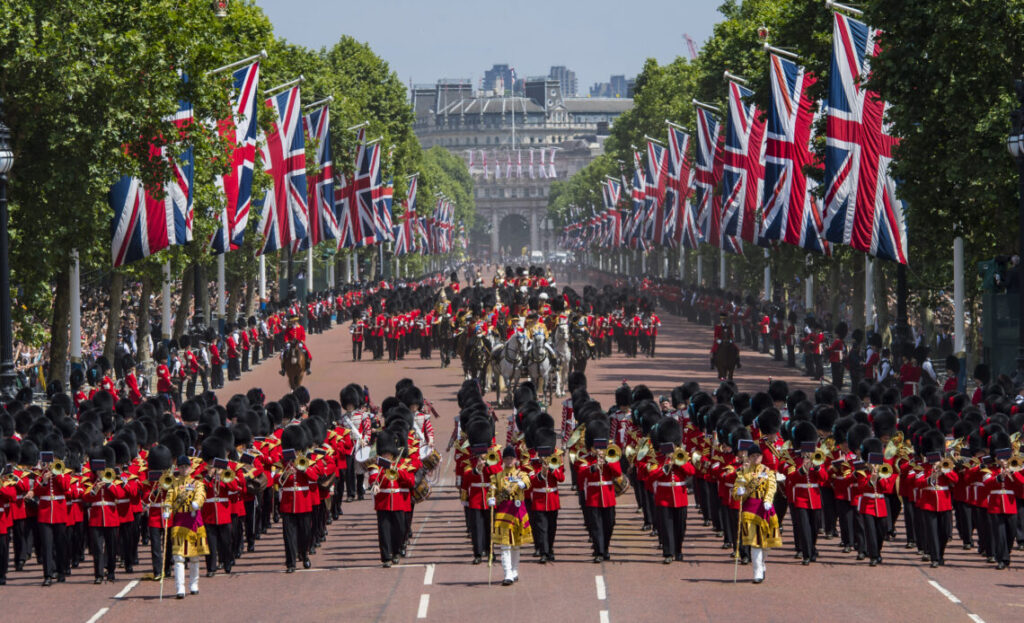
(412, 468), (431, 503)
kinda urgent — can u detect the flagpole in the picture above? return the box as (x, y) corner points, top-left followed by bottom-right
(217, 253), (226, 335)
(824, 0), (864, 16)
(719, 247), (726, 289)
(763, 248), (771, 301)
(162, 261), (172, 341)
(264, 75), (304, 97)
(69, 250), (81, 374)
(308, 245), (315, 294)
(303, 95), (334, 110)
(259, 255), (267, 301)
(697, 254), (703, 286)
(206, 50), (267, 77)
(864, 256), (874, 332)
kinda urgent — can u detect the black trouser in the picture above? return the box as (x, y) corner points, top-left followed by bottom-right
(281, 512), (311, 569)
(886, 494), (901, 536)
(119, 513), (138, 569)
(231, 515), (243, 558)
(346, 464), (364, 500)
(831, 362), (844, 389)
(791, 507), (818, 559)
(241, 348), (250, 372)
(531, 510), (558, 557)
(467, 508), (491, 558)
(352, 340), (363, 361)
(37, 522), (66, 580)
(973, 505), (991, 556)
(205, 522), (233, 573)
(89, 526), (118, 578)
(707, 486), (723, 532)
(786, 343), (795, 366)
(377, 510), (407, 562)
(1016, 502), (1024, 546)
(721, 501), (737, 547)
(186, 374), (197, 399)
(836, 499), (856, 547)
(774, 338), (783, 361)
(860, 513), (886, 560)
(991, 513), (1015, 564)
(583, 506), (615, 558)
(243, 500), (258, 550)
(12, 517), (30, 567)
(251, 342), (260, 364)
(773, 489), (788, 526)
(901, 495), (916, 543)
(821, 487), (837, 536)
(657, 506), (686, 557)
(0, 533), (8, 581)
(149, 526), (170, 576)
(920, 509), (951, 563)
(211, 363), (223, 389)
(227, 357), (240, 380)
(954, 501), (973, 547)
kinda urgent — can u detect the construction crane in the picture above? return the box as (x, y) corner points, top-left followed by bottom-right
(682, 33), (699, 60)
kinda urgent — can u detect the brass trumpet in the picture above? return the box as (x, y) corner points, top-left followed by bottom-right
(294, 453), (311, 472)
(876, 463), (893, 478)
(159, 472), (176, 491)
(605, 443), (622, 463)
(485, 448), (501, 466)
(50, 459), (69, 476)
(811, 449), (828, 467)
(220, 468), (237, 484)
(1007, 454), (1024, 473)
(939, 457), (957, 475)
(100, 468), (118, 484)
(672, 447), (691, 467)
(545, 453), (562, 470)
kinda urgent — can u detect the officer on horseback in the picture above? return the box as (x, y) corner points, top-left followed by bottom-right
(280, 314), (312, 376)
(710, 311), (740, 371)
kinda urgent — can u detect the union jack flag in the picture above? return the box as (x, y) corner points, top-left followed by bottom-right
(394, 175), (417, 256)
(110, 78), (193, 267)
(210, 60), (259, 254)
(760, 54), (827, 254)
(644, 140), (669, 245)
(255, 85), (308, 255)
(375, 177), (395, 242)
(823, 12), (906, 264)
(665, 126), (697, 249)
(721, 81), (766, 244)
(693, 106), (738, 253)
(351, 137), (382, 247)
(334, 174), (356, 249)
(293, 104), (337, 252)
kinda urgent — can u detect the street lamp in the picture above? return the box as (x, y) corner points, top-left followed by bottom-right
(213, 0), (228, 18)
(0, 99), (17, 399)
(1007, 79), (1024, 384)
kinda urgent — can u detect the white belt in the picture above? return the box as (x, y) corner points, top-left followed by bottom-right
(924, 486), (949, 492)
(380, 488), (409, 494)
(862, 493), (884, 499)
(90, 502), (115, 507)
(794, 483), (820, 489)
(655, 482), (686, 488)
(207, 497), (228, 503)
(281, 487), (305, 493)
(470, 483), (490, 488)
(991, 489), (1014, 495)
(534, 487), (558, 493)
(586, 481), (613, 487)
(39, 496), (65, 501)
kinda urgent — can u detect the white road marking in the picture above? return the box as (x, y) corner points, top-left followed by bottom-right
(417, 594), (430, 619)
(595, 574), (606, 600)
(599, 610), (610, 623)
(968, 616), (986, 623)
(85, 608), (109, 623)
(928, 580), (961, 604)
(114, 579), (139, 599)
(423, 563), (435, 585)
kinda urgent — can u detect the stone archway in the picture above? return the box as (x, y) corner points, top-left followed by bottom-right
(498, 213), (531, 257)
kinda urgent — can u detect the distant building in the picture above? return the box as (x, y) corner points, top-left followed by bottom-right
(482, 64), (516, 94)
(412, 77), (632, 258)
(589, 74), (635, 98)
(548, 65), (578, 97)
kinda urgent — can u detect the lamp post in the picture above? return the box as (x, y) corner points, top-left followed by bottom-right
(1006, 79), (1024, 383)
(0, 99), (16, 399)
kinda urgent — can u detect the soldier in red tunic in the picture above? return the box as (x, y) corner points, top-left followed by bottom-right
(279, 315), (312, 376)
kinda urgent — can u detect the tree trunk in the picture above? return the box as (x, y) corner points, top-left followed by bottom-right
(875, 261), (889, 333)
(829, 256), (842, 321)
(852, 256), (865, 332)
(173, 264), (194, 339)
(48, 267), (71, 384)
(244, 277), (257, 318)
(226, 272), (242, 325)
(199, 264), (211, 325)
(137, 275), (152, 365)
(103, 271), (125, 364)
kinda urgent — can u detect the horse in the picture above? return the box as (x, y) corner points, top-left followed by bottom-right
(494, 330), (528, 406)
(436, 315), (453, 369)
(569, 326), (592, 375)
(525, 330), (555, 407)
(464, 332), (491, 387)
(712, 341), (740, 381)
(283, 341), (307, 390)
(552, 321), (571, 397)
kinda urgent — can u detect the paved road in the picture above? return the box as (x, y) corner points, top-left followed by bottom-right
(4, 298), (1016, 623)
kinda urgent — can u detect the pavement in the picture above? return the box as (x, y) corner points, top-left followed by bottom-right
(4, 288), (1019, 623)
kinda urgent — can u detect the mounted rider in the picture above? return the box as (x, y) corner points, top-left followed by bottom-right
(280, 313), (312, 376)
(710, 310), (740, 370)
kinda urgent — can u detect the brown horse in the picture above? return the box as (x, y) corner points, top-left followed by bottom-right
(284, 341), (307, 390)
(713, 341), (739, 381)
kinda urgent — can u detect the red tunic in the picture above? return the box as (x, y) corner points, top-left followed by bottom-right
(577, 458), (622, 508)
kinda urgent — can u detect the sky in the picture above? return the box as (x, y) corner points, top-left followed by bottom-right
(253, 0), (721, 94)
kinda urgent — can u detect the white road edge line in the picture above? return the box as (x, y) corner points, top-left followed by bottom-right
(595, 574), (607, 600)
(85, 607), (109, 623)
(114, 579), (139, 599)
(928, 580), (962, 604)
(424, 563), (436, 586)
(599, 610), (610, 623)
(968, 615), (986, 623)
(417, 594), (430, 619)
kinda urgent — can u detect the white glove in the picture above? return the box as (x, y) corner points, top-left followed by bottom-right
(487, 497), (496, 507)
(161, 510), (171, 520)
(191, 501), (200, 511)
(763, 501), (773, 511)
(734, 486), (746, 496)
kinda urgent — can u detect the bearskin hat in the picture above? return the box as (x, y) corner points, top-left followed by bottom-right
(340, 384), (363, 410)
(397, 386), (424, 410)
(791, 420), (819, 447)
(871, 407), (898, 439)
(654, 417), (683, 447)
(584, 417), (610, 450)
(755, 408), (783, 436)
